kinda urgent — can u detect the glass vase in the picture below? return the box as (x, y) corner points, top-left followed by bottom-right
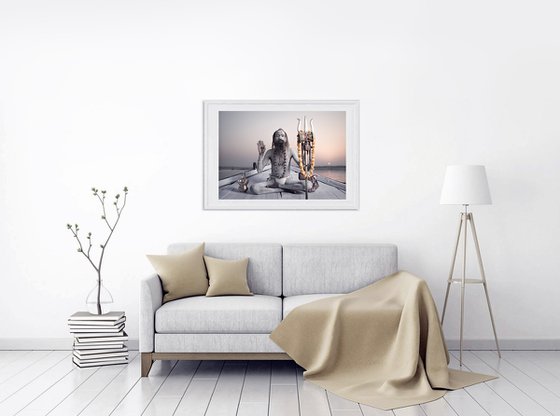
(86, 280), (113, 315)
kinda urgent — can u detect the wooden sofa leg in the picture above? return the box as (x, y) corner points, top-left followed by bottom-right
(141, 353), (153, 377)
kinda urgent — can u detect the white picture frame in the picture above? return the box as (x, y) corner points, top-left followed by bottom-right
(204, 100), (359, 210)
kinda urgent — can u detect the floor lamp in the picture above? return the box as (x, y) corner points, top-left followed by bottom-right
(440, 165), (501, 366)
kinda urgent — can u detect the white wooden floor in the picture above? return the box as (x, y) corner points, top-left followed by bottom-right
(0, 350), (559, 416)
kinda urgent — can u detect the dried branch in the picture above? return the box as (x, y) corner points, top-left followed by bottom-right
(67, 186), (129, 283)
(66, 224), (99, 272)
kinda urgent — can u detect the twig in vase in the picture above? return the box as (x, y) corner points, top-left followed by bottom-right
(67, 186), (129, 315)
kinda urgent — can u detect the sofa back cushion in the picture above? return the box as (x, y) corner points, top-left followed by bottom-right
(282, 244), (398, 296)
(167, 243), (282, 296)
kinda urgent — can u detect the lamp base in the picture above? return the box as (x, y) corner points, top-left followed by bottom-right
(441, 208), (501, 366)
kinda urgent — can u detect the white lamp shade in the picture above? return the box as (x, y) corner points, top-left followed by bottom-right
(440, 165), (492, 205)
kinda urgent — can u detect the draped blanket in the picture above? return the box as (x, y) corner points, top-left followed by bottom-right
(270, 271), (494, 410)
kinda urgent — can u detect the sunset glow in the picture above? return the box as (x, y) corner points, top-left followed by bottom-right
(219, 111), (346, 168)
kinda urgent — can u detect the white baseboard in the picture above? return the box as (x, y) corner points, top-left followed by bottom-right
(0, 338), (558, 351)
(445, 338), (560, 350)
(0, 338), (139, 351)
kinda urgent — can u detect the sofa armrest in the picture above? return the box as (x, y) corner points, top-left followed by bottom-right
(139, 274), (163, 352)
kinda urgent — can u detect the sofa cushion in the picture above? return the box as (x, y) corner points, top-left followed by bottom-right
(204, 256), (252, 297)
(167, 243), (282, 296)
(155, 295), (282, 334)
(282, 244), (398, 296)
(283, 294), (343, 319)
(146, 243), (209, 303)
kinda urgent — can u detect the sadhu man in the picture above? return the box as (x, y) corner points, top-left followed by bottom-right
(250, 128), (318, 195)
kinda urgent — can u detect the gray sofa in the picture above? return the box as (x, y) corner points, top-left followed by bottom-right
(140, 243), (398, 376)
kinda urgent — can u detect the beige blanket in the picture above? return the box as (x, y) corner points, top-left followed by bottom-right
(270, 271), (495, 410)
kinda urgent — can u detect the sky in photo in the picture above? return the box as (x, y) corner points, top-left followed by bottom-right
(219, 111), (346, 168)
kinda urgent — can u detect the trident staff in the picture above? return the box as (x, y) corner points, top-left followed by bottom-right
(297, 117), (316, 200)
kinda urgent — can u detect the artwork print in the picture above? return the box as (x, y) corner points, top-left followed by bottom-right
(204, 101), (359, 210)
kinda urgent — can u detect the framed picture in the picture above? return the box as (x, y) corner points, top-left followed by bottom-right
(204, 100), (359, 210)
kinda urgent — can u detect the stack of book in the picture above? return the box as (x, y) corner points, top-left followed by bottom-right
(68, 311), (128, 368)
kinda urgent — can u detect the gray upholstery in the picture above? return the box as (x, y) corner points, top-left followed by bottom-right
(167, 243), (282, 296)
(155, 295), (282, 334)
(282, 294), (343, 319)
(155, 334), (284, 353)
(139, 274), (163, 352)
(282, 244), (398, 296)
(140, 242), (399, 356)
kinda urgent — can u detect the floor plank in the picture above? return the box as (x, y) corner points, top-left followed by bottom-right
(327, 391), (362, 412)
(420, 398), (458, 416)
(297, 370), (331, 416)
(444, 355), (500, 416)
(79, 353), (142, 416)
(239, 361), (271, 405)
(193, 360), (225, 379)
(173, 360), (224, 416)
(0, 351), (69, 403)
(475, 350), (560, 415)
(525, 351), (560, 379)
(0, 351), (52, 385)
(17, 365), (99, 415)
(270, 361), (300, 416)
(442, 389), (487, 416)
(447, 353), (520, 416)
(360, 403), (395, 416)
(205, 362), (247, 416)
(0, 353), (75, 416)
(0, 352), (30, 369)
(142, 360), (200, 416)
(237, 401), (270, 416)
(47, 352), (138, 416)
(330, 408), (363, 416)
(501, 352), (560, 405)
(450, 351), (552, 416)
(271, 360), (298, 385)
(174, 379), (219, 415)
(269, 384), (300, 416)
(0, 351), (558, 415)
(393, 406), (426, 416)
(105, 359), (176, 416)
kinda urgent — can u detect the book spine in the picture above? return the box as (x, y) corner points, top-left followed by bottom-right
(70, 313), (128, 369)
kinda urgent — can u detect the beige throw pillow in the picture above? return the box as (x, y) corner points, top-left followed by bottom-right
(147, 243), (208, 303)
(204, 256), (253, 297)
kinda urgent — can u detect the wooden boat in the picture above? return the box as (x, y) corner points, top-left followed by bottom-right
(218, 167), (346, 200)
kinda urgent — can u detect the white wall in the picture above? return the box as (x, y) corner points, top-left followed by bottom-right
(0, 0), (559, 349)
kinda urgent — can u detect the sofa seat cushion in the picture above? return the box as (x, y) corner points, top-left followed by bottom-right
(156, 295), (282, 334)
(283, 294), (343, 319)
